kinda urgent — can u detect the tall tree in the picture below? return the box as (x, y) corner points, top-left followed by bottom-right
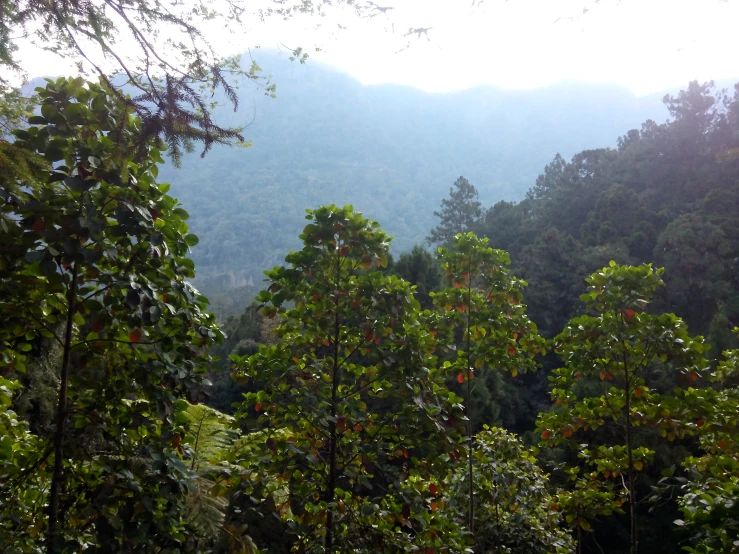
(443, 426), (574, 554)
(0, 77), (223, 551)
(673, 329), (739, 553)
(428, 176), (482, 245)
(433, 232), (545, 545)
(537, 262), (709, 554)
(235, 205), (464, 552)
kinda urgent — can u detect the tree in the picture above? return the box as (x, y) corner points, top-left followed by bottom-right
(0, 0), (413, 162)
(234, 205), (464, 552)
(0, 375), (47, 552)
(433, 232), (545, 543)
(552, 467), (625, 554)
(672, 329), (739, 553)
(389, 244), (442, 309)
(656, 212), (739, 335)
(444, 426), (574, 553)
(537, 262), (709, 554)
(0, 77), (224, 551)
(428, 176), (482, 245)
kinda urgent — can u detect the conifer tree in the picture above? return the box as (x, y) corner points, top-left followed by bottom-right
(428, 177), (483, 245)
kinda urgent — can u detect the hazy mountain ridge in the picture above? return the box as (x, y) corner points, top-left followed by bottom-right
(23, 56), (736, 306)
(163, 54), (684, 302)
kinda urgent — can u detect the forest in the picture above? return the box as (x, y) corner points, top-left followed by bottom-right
(1, 73), (738, 554)
(152, 52), (688, 315)
(2, 1), (739, 552)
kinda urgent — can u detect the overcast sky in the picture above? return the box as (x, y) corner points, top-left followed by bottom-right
(12, 0), (739, 96)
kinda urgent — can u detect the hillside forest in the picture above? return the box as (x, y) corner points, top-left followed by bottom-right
(2, 68), (739, 554)
(152, 52), (697, 312)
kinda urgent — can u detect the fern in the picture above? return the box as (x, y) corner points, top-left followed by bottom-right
(177, 402), (284, 552)
(176, 402), (255, 549)
(182, 402), (239, 470)
(186, 476), (229, 538)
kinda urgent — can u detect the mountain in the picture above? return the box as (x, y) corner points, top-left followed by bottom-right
(58, 54), (727, 311)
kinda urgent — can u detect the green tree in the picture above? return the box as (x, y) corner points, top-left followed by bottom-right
(656, 212), (739, 334)
(444, 426), (574, 553)
(552, 468), (625, 554)
(428, 176), (483, 245)
(433, 232), (545, 543)
(389, 244), (442, 309)
(672, 329), (739, 553)
(235, 205), (464, 552)
(537, 262), (709, 554)
(0, 77), (224, 551)
(0, 375), (47, 552)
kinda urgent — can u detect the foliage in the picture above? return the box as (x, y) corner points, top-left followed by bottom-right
(234, 205), (465, 552)
(180, 402), (238, 472)
(433, 232), (545, 427)
(674, 330), (739, 553)
(537, 262), (709, 553)
(428, 176), (483, 246)
(0, 85), (36, 136)
(480, 80), (739, 347)
(443, 426), (574, 553)
(552, 467), (625, 543)
(388, 244), (442, 309)
(433, 231), (545, 538)
(468, 78), (739, 553)
(0, 86), (47, 200)
(3, 60), (739, 554)
(0, 77), (223, 551)
(0, 376), (48, 552)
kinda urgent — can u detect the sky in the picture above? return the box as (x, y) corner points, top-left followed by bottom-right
(9, 0), (739, 96)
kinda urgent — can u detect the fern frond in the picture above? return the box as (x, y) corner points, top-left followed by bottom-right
(186, 476), (228, 538)
(182, 402), (239, 470)
(220, 523), (259, 554)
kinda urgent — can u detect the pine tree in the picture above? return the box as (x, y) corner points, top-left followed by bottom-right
(428, 176), (483, 245)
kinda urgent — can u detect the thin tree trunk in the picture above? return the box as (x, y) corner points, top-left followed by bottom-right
(47, 261), (79, 553)
(494, 486), (501, 554)
(466, 271), (474, 535)
(325, 246), (342, 553)
(625, 375), (637, 554)
(620, 313), (637, 554)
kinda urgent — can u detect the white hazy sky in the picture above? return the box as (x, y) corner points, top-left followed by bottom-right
(12, 0), (739, 95)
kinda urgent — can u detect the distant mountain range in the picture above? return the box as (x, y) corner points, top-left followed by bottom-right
(24, 54), (738, 312)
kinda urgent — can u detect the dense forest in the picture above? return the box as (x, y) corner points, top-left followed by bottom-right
(2, 2), (739, 552)
(4, 72), (736, 553)
(201, 77), (739, 553)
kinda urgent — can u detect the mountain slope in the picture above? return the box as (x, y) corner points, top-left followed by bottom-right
(154, 53), (715, 306)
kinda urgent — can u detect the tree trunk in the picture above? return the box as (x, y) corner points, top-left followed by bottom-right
(626, 423), (638, 554)
(324, 248), (342, 553)
(47, 261), (79, 553)
(622, 324), (638, 554)
(466, 274), (474, 535)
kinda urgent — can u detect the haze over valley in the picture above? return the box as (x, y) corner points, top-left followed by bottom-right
(161, 53), (705, 305)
